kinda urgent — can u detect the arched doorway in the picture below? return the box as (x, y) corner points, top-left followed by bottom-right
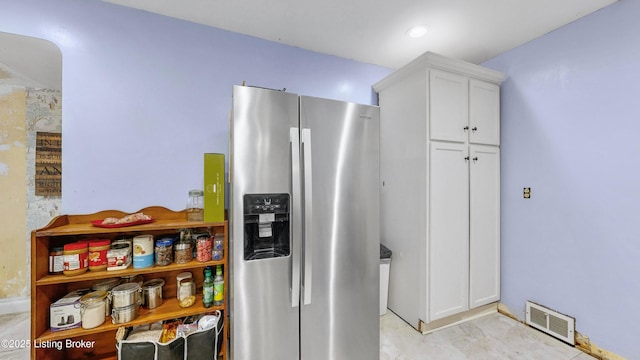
(0, 31), (61, 314)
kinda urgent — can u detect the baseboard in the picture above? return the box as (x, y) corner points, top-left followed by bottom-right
(0, 297), (29, 316)
(419, 302), (498, 334)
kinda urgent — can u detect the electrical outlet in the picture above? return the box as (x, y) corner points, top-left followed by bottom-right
(523, 187), (531, 199)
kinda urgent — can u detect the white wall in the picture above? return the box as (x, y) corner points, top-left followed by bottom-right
(0, 0), (391, 214)
(484, 1), (639, 357)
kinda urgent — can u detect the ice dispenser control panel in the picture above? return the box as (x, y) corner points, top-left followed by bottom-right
(243, 194), (290, 261)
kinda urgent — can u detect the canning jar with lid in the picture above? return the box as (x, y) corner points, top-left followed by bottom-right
(80, 291), (108, 329)
(63, 242), (89, 276)
(186, 189), (204, 221)
(177, 272), (195, 307)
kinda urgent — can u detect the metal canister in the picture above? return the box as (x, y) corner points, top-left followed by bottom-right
(142, 279), (165, 309)
(111, 302), (140, 324)
(91, 277), (121, 316)
(110, 282), (141, 309)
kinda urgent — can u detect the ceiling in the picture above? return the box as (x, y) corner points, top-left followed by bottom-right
(103, 0), (618, 69)
(0, 0), (618, 90)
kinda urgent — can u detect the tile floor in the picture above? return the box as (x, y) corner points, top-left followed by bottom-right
(381, 310), (594, 360)
(1, 310), (594, 359)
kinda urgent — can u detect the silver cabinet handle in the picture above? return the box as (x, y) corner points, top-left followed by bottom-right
(301, 128), (313, 305)
(290, 127), (301, 308)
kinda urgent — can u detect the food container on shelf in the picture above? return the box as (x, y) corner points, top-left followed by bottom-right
(110, 282), (141, 309)
(91, 277), (121, 316)
(186, 189), (204, 221)
(212, 233), (224, 261)
(48, 246), (64, 274)
(177, 272), (196, 308)
(107, 242), (131, 271)
(79, 291), (108, 329)
(141, 278), (165, 309)
(155, 237), (174, 266)
(63, 242), (89, 276)
(88, 239), (111, 271)
(174, 240), (193, 264)
(196, 235), (212, 262)
(112, 302), (140, 324)
(132, 235), (154, 269)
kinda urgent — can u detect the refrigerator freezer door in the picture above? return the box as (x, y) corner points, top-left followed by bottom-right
(230, 85), (301, 360)
(299, 96), (380, 360)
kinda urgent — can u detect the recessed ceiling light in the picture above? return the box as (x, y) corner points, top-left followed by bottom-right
(406, 25), (429, 39)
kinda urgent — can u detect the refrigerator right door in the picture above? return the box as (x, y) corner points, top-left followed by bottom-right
(299, 96), (380, 360)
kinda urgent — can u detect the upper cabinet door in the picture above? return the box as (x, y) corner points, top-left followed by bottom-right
(469, 79), (500, 146)
(429, 69), (468, 143)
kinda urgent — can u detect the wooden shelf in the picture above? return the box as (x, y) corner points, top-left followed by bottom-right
(36, 259), (225, 286)
(35, 218), (224, 237)
(36, 294), (222, 342)
(31, 207), (229, 360)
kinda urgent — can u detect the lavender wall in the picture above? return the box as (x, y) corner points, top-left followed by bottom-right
(0, 0), (391, 214)
(484, 1), (638, 357)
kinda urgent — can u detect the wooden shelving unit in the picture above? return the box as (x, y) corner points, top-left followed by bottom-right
(30, 206), (228, 360)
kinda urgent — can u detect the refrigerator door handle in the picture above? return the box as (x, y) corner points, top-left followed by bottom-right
(290, 127), (301, 308)
(301, 128), (313, 305)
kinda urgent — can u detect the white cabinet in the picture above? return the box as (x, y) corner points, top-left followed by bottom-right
(469, 80), (501, 145)
(374, 52), (503, 332)
(428, 142), (469, 320)
(429, 70), (468, 143)
(469, 145), (501, 308)
(429, 70), (501, 146)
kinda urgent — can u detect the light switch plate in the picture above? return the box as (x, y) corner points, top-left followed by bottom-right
(523, 187), (531, 199)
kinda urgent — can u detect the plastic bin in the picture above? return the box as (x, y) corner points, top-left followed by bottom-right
(380, 244), (392, 316)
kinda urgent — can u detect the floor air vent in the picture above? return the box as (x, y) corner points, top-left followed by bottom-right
(525, 301), (575, 345)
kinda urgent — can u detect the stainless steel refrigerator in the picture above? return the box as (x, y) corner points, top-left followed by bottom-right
(229, 85), (380, 360)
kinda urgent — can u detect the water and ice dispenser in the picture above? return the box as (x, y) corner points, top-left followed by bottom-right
(243, 194), (290, 260)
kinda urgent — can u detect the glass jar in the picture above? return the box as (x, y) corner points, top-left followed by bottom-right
(177, 272), (196, 307)
(174, 241), (193, 264)
(49, 246), (64, 274)
(186, 189), (204, 221)
(196, 235), (212, 262)
(155, 238), (174, 266)
(80, 291), (108, 329)
(212, 234), (224, 261)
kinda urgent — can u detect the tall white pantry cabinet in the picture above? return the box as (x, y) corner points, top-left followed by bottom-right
(373, 52), (504, 333)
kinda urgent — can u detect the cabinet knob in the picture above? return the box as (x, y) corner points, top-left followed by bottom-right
(472, 157), (478, 162)
(464, 156), (470, 161)
(471, 127), (478, 132)
(463, 126), (469, 131)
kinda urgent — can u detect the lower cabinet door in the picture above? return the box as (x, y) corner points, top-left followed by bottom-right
(469, 145), (500, 308)
(428, 142), (470, 321)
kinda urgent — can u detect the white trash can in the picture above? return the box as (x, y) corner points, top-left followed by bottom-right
(380, 244), (392, 316)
